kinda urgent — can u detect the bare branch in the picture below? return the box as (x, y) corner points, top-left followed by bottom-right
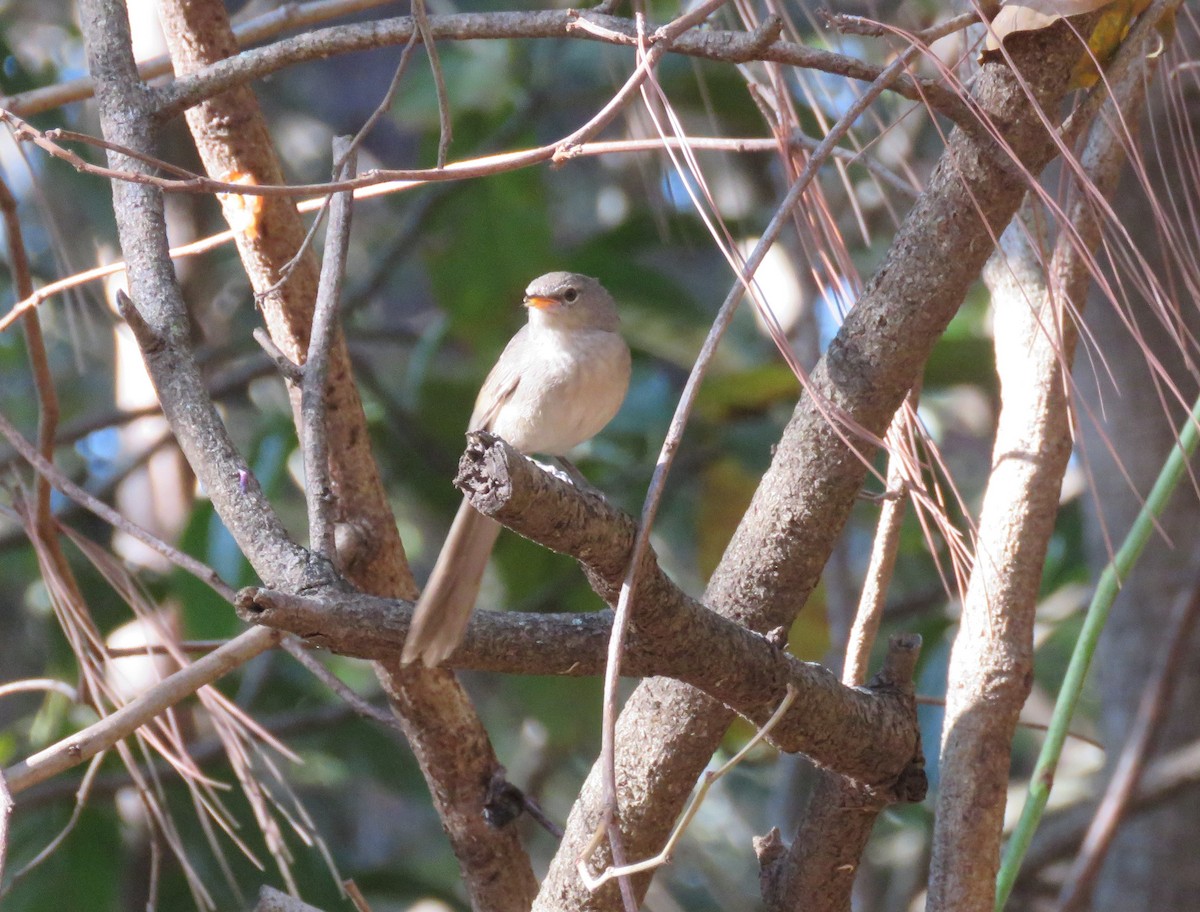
(279, 638), (406, 735)
(0, 176), (58, 535)
(241, 584), (920, 781)
(77, 0), (331, 592)
(781, 636), (926, 912)
(843, 387), (917, 686)
(150, 0), (537, 902)
(4, 626), (282, 794)
(931, 24), (1158, 910)
(0, 771), (10, 887)
(0, 0), (398, 117)
(301, 139), (357, 559)
(412, 0), (451, 167)
(0, 403), (236, 600)
(152, 10), (969, 126)
(535, 14), (1106, 911)
(240, 434), (923, 785)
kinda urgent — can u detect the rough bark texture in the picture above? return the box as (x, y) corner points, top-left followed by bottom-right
(931, 23), (1162, 909)
(100, 0), (538, 906)
(534, 19), (1092, 912)
(780, 637), (926, 911)
(928, 221), (1079, 912)
(155, 0), (415, 600)
(80, 0), (328, 594)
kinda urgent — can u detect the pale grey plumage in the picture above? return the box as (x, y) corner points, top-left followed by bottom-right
(402, 273), (631, 666)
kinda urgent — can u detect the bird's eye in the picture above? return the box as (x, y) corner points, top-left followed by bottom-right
(563, 287), (579, 303)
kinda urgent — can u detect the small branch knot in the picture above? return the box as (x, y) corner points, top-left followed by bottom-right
(754, 827), (789, 909)
(870, 632), (922, 692)
(116, 290), (167, 354)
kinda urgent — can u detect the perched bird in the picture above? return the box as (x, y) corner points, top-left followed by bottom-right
(402, 272), (631, 666)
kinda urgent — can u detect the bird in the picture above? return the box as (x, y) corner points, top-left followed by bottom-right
(402, 272), (632, 666)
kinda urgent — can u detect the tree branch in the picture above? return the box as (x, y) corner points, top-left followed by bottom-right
(152, 10), (970, 127)
(780, 637), (926, 911)
(77, 0), (331, 594)
(935, 21), (1157, 910)
(0, 0), (397, 117)
(242, 581), (920, 782)
(534, 15), (1101, 912)
(301, 138), (356, 559)
(4, 626), (282, 794)
(84, 0), (536, 902)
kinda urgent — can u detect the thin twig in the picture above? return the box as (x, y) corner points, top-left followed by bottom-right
(0, 405), (236, 601)
(301, 137), (357, 559)
(0, 129), (901, 336)
(556, 0), (731, 162)
(4, 626), (282, 794)
(0, 176), (58, 537)
(0, 353), (277, 465)
(914, 695), (1104, 750)
(254, 33), (418, 302)
(580, 685), (799, 891)
(347, 31), (422, 168)
(826, 9), (979, 45)
(0, 751), (106, 892)
(0, 769), (10, 888)
(105, 640), (231, 658)
(0, 427), (174, 558)
(279, 638), (407, 735)
(0, 678), (80, 702)
(843, 386), (918, 686)
(252, 328), (304, 383)
(412, 0), (452, 167)
(342, 880), (372, 912)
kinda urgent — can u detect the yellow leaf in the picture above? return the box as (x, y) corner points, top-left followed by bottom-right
(984, 0), (1115, 55)
(981, 0), (1154, 88)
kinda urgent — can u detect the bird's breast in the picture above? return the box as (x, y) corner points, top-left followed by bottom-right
(490, 327), (631, 456)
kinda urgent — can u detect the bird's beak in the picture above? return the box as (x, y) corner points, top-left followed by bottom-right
(524, 295), (558, 310)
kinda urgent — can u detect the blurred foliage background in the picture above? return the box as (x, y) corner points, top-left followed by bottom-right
(0, 0), (1121, 909)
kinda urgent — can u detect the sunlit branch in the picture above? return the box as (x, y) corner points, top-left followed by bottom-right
(4, 627), (282, 794)
(152, 10), (970, 126)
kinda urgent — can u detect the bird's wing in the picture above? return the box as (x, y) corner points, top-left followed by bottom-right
(468, 325), (527, 431)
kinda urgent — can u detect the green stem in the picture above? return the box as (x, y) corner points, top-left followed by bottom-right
(995, 390), (1200, 910)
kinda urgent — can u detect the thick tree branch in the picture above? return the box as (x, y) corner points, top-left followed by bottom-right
(241, 435), (921, 782)
(931, 29), (1159, 912)
(77, 0), (330, 594)
(79, 0), (536, 903)
(535, 17), (1099, 912)
(241, 584), (919, 783)
(780, 639), (927, 912)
